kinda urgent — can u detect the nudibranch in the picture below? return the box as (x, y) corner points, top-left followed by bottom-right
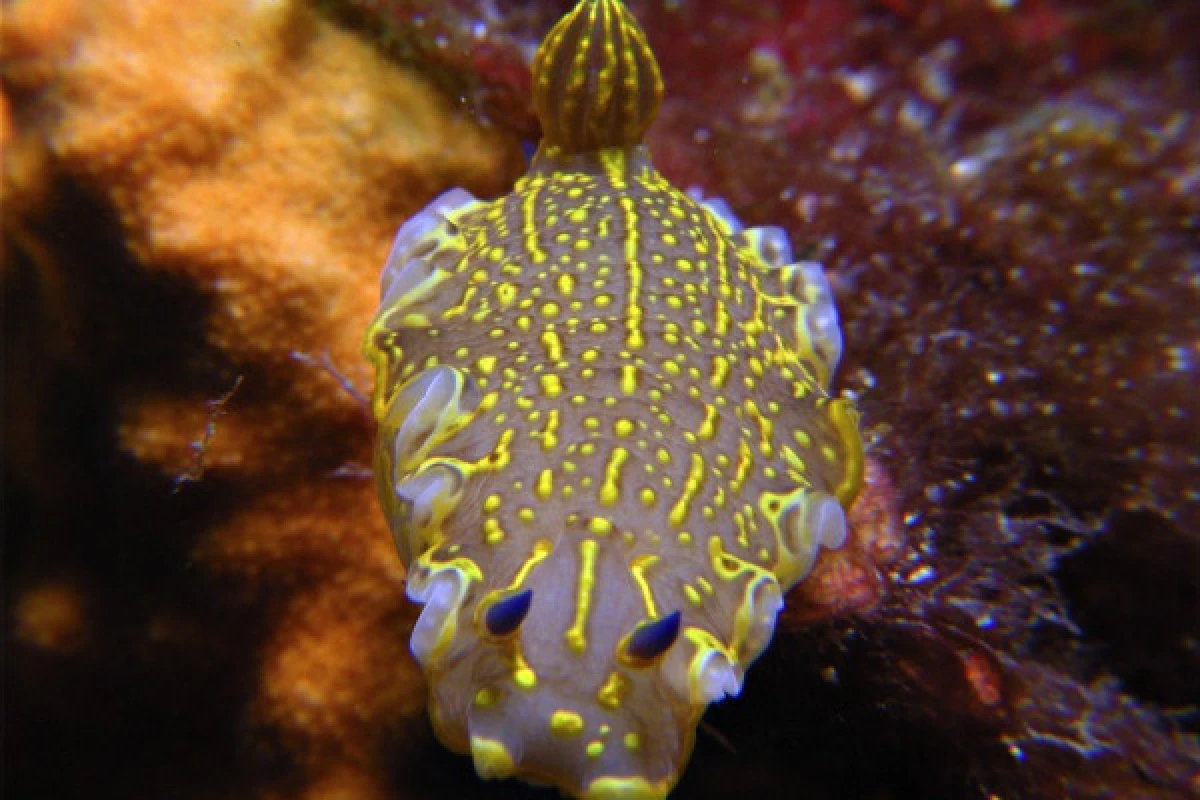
(364, 1), (864, 797)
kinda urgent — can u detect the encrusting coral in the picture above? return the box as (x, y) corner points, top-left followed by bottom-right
(4, 0), (521, 796)
(4, 0), (1198, 798)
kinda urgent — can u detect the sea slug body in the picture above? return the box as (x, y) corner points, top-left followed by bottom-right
(363, 1), (864, 797)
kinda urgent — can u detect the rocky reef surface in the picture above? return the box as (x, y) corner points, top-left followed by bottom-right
(4, 0), (1197, 798)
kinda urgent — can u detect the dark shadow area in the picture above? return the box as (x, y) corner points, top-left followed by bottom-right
(1057, 508), (1200, 720)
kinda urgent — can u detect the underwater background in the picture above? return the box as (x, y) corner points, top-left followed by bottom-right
(3, 0), (1198, 797)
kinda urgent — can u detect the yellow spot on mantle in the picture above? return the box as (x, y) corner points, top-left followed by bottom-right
(514, 651), (538, 689)
(470, 736), (515, 779)
(550, 710), (585, 738)
(541, 374), (564, 398)
(589, 517), (614, 535)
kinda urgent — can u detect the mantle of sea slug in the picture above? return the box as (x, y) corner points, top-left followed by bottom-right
(366, 52), (863, 793)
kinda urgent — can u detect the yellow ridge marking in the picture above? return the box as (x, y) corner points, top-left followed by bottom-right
(476, 540), (551, 654)
(508, 539), (552, 589)
(521, 180), (548, 264)
(422, 427), (514, 481)
(599, 447), (629, 506)
(697, 404), (719, 440)
(734, 510), (749, 549)
(565, 539), (598, 653)
(828, 398), (866, 506)
(705, 537), (772, 582)
(621, 363), (638, 395)
(563, 0), (600, 121)
(731, 437), (754, 492)
(629, 554), (660, 617)
(709, 212), (734, 293)
(597, 671), (629, 710)
(536, 409), (561, 451)
(710, 354), (731, 389)
(668, 452), (705, 527)
(440, 285), (478, 320)
(536, 12), (568, 92)
(744, 399), (775, 457)
(618, 194), (645, 350)
(714, 300), (731, 337)
(541, 329), (564, 362)
(781, 444), (808, 474)
(602, 147), (628, 190)
(615, 1), (639, 138)
(595, 0), (617, 134)
(747, 277), (768, 335)
(536, 468), (554, 500)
